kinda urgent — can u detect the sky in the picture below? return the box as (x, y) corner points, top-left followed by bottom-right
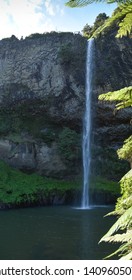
(0, 0), (117, 40)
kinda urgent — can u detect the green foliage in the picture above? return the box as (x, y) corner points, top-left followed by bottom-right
(65, 0), (132, 260)
(99, 86), (132, 110)
(82, 13), (109, 38)
(93, 1), (132, 38)
(93, 13), (109, 30)
(117, 136), (132, 166)
(65, 0), (129, 8)
(99, 171), (132, 259)
(98, 79), (132, 257)
(66, 1), (132, 39)
(0, 160), (79, 206)
(99, 80), (132, 259)
(116, 169), (132, 211)
(0, 159), (120, 208)
(117, 10), (132, 37)
(82, 24), (93, 38)
(58, 127), (81, 162)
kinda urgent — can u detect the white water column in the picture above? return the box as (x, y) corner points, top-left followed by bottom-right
(81, 38), (94, 209)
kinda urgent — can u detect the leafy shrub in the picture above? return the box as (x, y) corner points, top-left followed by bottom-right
(58, 127), (81, 162)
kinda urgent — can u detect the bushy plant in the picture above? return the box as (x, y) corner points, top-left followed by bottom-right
(58, 127), (81, 162)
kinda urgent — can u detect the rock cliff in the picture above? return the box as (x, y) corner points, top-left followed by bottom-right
(91, 28), (132, 179)
(0, 31), (131, 180)
(0, 32), (86, 177)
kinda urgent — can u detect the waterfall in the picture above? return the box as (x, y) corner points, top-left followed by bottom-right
(81, 38), (94, 209)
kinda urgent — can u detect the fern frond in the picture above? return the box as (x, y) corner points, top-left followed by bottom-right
(65, 0), (106, 7)
(103, 243), (128, 259)
(117, 12), (132, 37)
(99, 86), (132, 110)
(101, 230), (132, 243)
(65, 0), (128, 8)
(106, 195), (132, 218)
(105, 208), (125, 216)
(117, 136), (132, 161)
(100, 206), (132, 242)
(120, 251), (132, 260)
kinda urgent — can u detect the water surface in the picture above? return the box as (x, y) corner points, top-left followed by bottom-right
(0, 206), (116, 260)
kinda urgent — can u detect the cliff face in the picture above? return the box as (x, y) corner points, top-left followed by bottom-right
(95, 29), (132, 138)
(0, 33), (86, 177)
(91, 29), (132, 179)
(0, 31), (131, 179)
(0, 33), (86, 125)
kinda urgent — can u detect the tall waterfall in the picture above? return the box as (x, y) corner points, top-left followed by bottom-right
(81, 39), (94, 209)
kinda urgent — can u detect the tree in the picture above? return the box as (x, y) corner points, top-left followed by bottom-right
(82, 13), (109, 38)
(82, 23), (93, 38)
(93, 13), (109, 29)
(65, 0), (132, 259)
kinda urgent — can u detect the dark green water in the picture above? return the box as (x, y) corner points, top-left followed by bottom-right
(0, 206), (116, 260)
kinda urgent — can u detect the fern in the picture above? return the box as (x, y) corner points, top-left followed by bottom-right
(117, 136), (132, 164)
(100, 170), (132, 259)
(100, 206), (132, 241)
(65, 1), (132, 38)
(65, 0), (128, 8)
(104, 243), (132, 259)
(102, 230), (132, 243)
(65, 0), (132, 261)
(99, 207), (132, 259)
(120, 251), (132, 259)
(98, 86), (132, 110)
(92, 1), (132, 37)
(117, 12), (132, 37)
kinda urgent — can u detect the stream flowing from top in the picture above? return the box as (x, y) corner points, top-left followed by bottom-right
(81, 38), (94, 209)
